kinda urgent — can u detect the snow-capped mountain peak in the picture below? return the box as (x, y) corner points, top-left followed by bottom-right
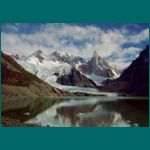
(79, 50), (120, 79)
(27, 49), (43, 58)
(26, 50), (45, 64)
(49, 50), (85, 66)
(51, 51), (72, 58)
(91, 50), (109, 67)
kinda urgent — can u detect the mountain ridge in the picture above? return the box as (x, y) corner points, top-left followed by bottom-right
(101, 45), (149, 96)
(79, 50), (120, 78)
(10, 49), (119, 87)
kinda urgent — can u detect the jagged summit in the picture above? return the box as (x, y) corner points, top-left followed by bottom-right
(93, 50), (98, 57)
(50, 51), (72, 61)
(92, 50), (99, 65)
(35, 49), (43, 56)
(79, 50), (120, 78)
(28, 49), (43, 57)
(26, 50), (44, 63)
(91, 50), (109, 67)
(50, 50), (85, 65)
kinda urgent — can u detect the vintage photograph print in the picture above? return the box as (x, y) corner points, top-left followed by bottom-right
(1, 23), (149, 127)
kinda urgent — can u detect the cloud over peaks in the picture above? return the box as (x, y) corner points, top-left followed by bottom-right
(1, 23), (149, 69)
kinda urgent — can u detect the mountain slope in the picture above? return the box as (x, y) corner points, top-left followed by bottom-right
(2, 52), (75, 99)
(16, 51), (73, 85)
(102, 45), (149, 96)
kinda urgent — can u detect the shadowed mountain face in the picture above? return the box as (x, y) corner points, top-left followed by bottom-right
(102, 45), (149, 96)
(57, 67), (97, 87)
(1, 52), (75, 98)
(2, 52), (36, 86)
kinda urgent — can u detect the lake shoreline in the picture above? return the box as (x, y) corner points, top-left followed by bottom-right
(2, 117), (42, 127)
(2, 95), (149, 102)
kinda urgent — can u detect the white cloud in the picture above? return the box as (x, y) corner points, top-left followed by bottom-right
(128, 28), (149, 43)
(113, 47), (141, 58)
(1, 23), (149, 69)
(109, 60), (131, 70)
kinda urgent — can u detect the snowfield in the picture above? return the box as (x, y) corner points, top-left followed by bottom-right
(17, 57), (72, 85)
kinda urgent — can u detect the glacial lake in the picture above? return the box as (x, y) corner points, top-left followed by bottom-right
(2, 96), (149, 127)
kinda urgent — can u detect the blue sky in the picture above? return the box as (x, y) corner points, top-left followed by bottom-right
(1, 23), (149, 69)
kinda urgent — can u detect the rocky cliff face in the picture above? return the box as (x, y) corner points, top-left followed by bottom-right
(79, 50), (119, 78)
(50, 51), (85, 66)
(102, 45), (149, 96)
(57, 67), (97, 87)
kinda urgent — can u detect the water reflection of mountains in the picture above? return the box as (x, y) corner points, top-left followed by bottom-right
(56, 99), (148, 127)
(2, 97), (149, 127)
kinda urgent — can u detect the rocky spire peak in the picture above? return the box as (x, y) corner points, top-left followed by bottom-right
(93, 50), (98, 58)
